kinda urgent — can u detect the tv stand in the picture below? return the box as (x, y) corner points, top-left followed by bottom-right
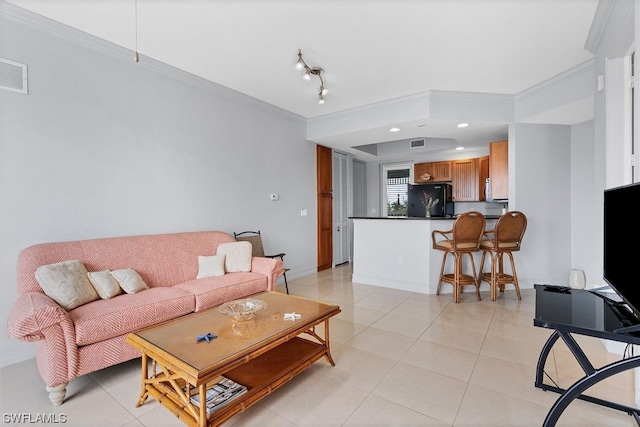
(534, 284), (640, 426)
(587, 287), (623, 303)
(614, 323), (640, 334)
(587, 290), (640, 333)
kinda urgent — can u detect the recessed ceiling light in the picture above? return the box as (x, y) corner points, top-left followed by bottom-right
(389, 127), (400, 132)
(456, 146), (465, 150)
(457, 123), (469, 128)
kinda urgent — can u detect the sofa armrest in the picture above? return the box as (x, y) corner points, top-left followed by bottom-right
(7, 293), (72, 342)
(250, 257), (285, 291)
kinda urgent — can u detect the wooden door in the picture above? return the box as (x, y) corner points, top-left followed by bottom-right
(489, 140), (508, 200)
(317, 145), (333, 271)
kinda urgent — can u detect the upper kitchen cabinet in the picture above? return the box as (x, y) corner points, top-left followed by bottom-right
(478, 156), (489, 201)
(414, 160), (452, 183)
(489, 140), (508, 200)
(432, 161), (453, 182)
(452, 158), (478, 201)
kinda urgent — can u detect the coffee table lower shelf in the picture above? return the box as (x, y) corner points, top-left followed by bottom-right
(144, 337), (329, 427)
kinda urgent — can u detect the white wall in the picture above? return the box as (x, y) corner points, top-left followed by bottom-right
(0, 8), (317, 366)
(570, 120), (602, 288)
(510, 123), (572, 287)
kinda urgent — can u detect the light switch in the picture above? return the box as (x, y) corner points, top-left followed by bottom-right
(300, 209), (308, 216)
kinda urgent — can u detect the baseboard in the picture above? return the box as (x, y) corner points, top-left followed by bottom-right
(351, 274), (430, 294)
(286, 267), (317, 281)
(0, 342), (35, 368)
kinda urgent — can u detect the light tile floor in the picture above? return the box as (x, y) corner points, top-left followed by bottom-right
(1, 264), (638, 426)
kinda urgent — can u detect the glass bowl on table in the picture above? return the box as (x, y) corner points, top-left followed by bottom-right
(218, 298), (267, 321)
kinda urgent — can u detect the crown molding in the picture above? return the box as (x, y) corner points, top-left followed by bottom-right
(308, 90), (514, 126)
(0, 1), (305, 123)
(584, 0), (616, 55)
(308, 91), (432, 123)
(428, 90), (514, 105)
(584, 0), (634, 57)
(515, 58), (595, 101)
(428, 90), (512, 101)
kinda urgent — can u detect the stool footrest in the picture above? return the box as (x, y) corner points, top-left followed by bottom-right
(442, 274), (476, 285)
(480, 273), (515, 283)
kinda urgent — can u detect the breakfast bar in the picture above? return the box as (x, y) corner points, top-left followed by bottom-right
(351, 216), (497, 294)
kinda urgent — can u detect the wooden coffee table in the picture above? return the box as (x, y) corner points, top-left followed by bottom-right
(125, 291), (341, 427)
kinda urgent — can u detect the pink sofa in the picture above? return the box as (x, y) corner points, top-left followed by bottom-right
(7, 231), (283, 405)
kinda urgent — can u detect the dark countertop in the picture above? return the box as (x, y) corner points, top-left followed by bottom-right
(350, 215), (500, 220)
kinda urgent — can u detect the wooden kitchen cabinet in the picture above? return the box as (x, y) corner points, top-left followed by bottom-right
(432, 161), (452, 181)
(414, 162), (431, 183)
(478, 155), (489, 201)
(415, 151), (496, 202)
(489, 140), (508, 200)
(452, 158), (478, 201)
(414, 160), (452, 183)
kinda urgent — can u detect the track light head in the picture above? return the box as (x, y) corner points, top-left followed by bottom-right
(294, 49), (305, 71)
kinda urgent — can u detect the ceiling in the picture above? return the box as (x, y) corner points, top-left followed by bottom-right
(5, 0), (599, 160)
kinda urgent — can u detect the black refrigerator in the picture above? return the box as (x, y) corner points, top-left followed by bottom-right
(407, 183), (454, 217)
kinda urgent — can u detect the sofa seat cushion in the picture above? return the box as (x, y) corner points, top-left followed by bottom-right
(174, 272), (269, 312)
(70, 287), (194, 346)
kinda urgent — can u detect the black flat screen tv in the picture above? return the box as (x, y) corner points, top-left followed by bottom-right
(603, 181), (640, 329)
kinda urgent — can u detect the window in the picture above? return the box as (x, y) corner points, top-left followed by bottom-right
(382, 165), (411, 216)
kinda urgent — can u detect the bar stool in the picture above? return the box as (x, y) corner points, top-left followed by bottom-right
(432, 211), (486, 303)
(478, 211), (527, 301)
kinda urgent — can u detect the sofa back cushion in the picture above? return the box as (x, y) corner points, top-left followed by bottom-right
(35, 260), (99, 310)
(17, 231), (236, 295)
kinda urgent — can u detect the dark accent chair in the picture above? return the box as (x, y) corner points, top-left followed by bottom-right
(233, 230), (289, 294)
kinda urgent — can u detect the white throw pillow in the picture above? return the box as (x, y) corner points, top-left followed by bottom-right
(111, 268), (148, 294)
(35, 260), (99, 310)
(216, 241), (252, 273)
(88, 270), (122, 299)
(196, 255), (226, 278)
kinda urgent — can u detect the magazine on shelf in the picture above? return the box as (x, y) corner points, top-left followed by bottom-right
(189, 376), (247, 414)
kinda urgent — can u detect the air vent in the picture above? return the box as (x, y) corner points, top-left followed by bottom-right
(410, 139), (425, 149)
(0, 58), (28, 94)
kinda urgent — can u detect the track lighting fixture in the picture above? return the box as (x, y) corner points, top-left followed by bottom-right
(295, 49), (327, 104)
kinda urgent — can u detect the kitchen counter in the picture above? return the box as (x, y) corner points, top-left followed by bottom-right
(351, 216), (497, 294)
(350, 215), (501, 220)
